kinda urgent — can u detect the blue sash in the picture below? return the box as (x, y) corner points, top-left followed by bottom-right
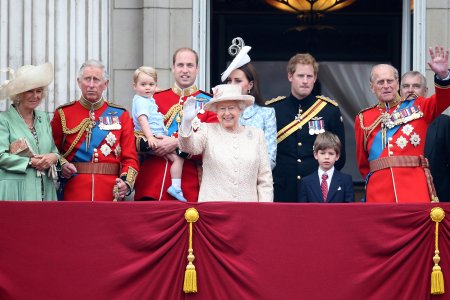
(368, 99), (415, 161)
(73, 106), (124, 162)
(167, 92), (212, 136)
(365, 99), (416, 189)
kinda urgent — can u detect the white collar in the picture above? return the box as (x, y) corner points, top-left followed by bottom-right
(318, 166), (335, 181)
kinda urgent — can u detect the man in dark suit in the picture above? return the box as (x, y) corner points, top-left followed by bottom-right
(425, 114), (450, 201)
(267, 53), (346, 203)
(298, 132), (354, 203)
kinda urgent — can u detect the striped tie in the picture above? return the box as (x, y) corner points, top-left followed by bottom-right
(321, 173), (328, 202)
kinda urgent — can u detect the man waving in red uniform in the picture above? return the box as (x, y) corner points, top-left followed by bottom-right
(355, 46), (450, 203)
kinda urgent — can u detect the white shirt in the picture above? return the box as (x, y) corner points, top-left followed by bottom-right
(318, 166), (335, 189)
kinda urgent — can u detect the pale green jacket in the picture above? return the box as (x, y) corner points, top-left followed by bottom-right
(0, 106), (59, 200)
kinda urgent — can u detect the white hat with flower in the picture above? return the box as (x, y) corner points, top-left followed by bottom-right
(0, 62), (53, 100)
(221, 37), (252, 82)
(204, 84), (254, 112)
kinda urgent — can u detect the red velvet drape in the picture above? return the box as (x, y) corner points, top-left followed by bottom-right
(0, 202), (448, 300)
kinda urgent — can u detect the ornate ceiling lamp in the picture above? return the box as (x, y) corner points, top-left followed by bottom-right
(265, 0), (356, 22)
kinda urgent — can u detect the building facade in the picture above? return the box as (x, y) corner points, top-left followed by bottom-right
(1, 0), (449, 112)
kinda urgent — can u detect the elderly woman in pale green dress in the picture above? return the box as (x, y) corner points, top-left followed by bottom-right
(0, 62), (59, 200)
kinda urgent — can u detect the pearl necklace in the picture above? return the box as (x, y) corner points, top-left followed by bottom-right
(15, 106), (35, 130)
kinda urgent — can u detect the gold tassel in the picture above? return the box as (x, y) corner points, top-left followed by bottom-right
(183, 208), (199, 293)
(430, 207), (445, 295)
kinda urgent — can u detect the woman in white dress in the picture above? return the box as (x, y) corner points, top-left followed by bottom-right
(178, 84), (273, 202)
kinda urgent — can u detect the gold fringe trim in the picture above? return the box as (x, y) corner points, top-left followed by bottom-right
(430, 207), (445, 295)
(58, 108), (91, 158)
(183, 208), (199, 293)
(164, 104), (182, 130)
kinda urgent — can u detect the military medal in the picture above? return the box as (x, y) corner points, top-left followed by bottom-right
(401, 124), (414, 136)
(308, 117), (325, 135)
(105, 132), (117, 146)
(308, 121), (314, 135)
(295, 105), (303, 121)
(114, 144), (122, 158)
(409, 132), (421, 147)
(383, 105), (423, 129)
(100, 144), (112, 157)
(319, 120), (325, 133)
(99, 116), (122, 130)
(195, 98), (206, 114)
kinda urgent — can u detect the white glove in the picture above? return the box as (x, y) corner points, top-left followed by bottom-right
(181, 96), (200, 134)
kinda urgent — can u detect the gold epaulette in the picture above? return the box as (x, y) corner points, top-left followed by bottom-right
(316, 95), (338, 106)
(56, 100), (76, 110)
(265, 96), (286, 105)
(108, 102), (126, 110)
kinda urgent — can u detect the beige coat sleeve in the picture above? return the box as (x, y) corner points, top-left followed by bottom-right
(178, 122), (208, 156)
(256, 130), (274, 202)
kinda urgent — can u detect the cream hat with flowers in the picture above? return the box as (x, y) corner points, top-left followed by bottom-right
(0, 62), (53, 100)
(204, 84), (254, 112)
(221, 37), (252, 82)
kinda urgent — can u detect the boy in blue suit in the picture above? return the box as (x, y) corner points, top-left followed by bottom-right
(298, 132), (354, 203)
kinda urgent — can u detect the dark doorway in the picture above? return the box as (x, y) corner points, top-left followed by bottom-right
(211, 0), (403, 88)
(210, 0), (405, 192)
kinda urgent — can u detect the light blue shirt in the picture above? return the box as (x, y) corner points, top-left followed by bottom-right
(132, 94), (166, 136)
(240, 104), (277, 169)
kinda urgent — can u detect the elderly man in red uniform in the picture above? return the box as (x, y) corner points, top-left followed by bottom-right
(134, 48), (216, 201)
(51, 60), (139, 201)
(355, 46), (450, 203)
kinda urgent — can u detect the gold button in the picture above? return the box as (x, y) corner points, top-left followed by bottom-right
(297, 175), (301, 180)
(297, 142), (302, 146)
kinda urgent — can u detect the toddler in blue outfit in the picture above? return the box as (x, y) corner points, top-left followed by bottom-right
(131, 66), (186, 202)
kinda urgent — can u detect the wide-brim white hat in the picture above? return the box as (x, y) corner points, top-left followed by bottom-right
(0, 62), (53, 100)
(204, 84), (254, 112)
(220, 46), (252, 82)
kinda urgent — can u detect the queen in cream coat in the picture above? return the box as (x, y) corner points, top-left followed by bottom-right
(179, 84), (273, 202)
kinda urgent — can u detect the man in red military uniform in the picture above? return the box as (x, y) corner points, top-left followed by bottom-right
(134, 48), (216, 201)
(51, 60), (139, 201)
(355, 46), (450, 203)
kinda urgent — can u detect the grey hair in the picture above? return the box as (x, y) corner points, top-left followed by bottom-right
(209, 100), (247, 113)
(369, 64), (399, 83)
(401, 70), (427, 87)
(78, 59), (109, 81)
(237, 101), (247, 111)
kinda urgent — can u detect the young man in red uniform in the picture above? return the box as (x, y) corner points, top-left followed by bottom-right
(134, 48), (216, 201)
(51, 60), (139, 201)
(355, 46), (450, 203)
